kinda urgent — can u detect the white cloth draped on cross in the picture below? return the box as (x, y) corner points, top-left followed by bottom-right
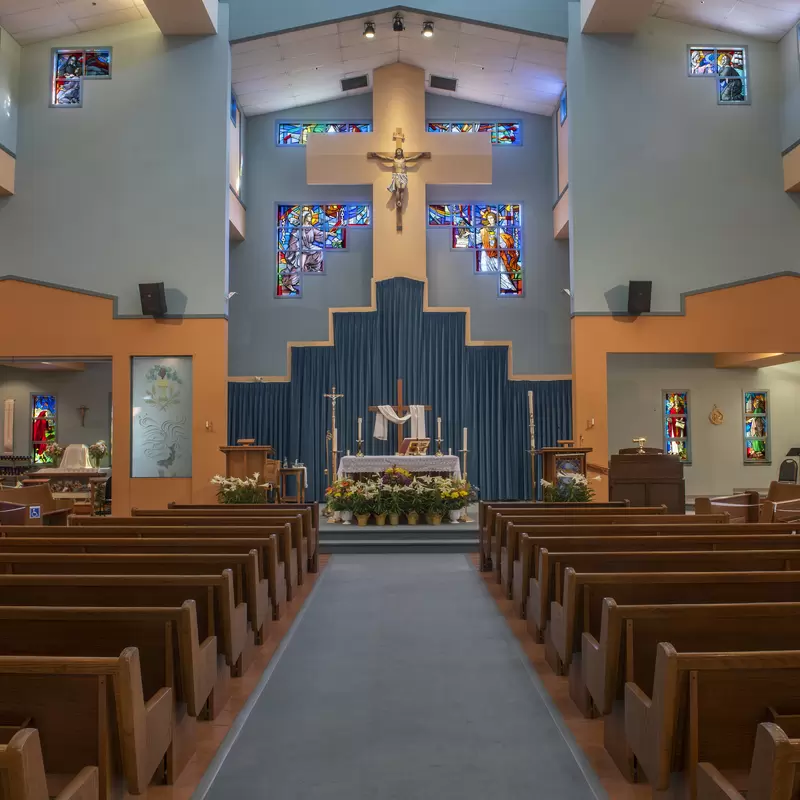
(373, 404), (427, 441)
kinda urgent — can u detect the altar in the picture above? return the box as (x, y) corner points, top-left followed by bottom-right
(32, 444), (110, 499)
(338, 455), (461, 480)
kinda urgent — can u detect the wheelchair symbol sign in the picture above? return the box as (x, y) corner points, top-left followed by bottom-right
(29, 505), (41, 520)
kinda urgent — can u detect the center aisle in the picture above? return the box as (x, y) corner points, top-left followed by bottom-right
(197, 554), (605, 799)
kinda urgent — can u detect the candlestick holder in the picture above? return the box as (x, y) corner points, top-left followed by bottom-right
(356, 439), (364, 457)
(435, 437), (443, 456)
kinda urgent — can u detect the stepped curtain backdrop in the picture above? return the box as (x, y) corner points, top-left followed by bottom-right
(228, 278), (572, 501)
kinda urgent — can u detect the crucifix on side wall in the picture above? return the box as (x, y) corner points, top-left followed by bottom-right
(77, 405), (89, 427)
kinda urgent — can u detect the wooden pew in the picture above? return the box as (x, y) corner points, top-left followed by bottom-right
(697, 722), (800, 800)
(0, 572), (250, 681)
(0, 551), (273, 644)
(0, 536), (285, 622)
(0, 485), (72, 526)
(695, 491), (761, 522)
(625, 645), (800, 798)
(0, 503), (26, 526)
(0, 603), (216, 780)
(160, 503), (320, 572)
(579, 599), (800, 779)
(65, 518), (301, 597)
(0, 649), (171, 799)
(1, 728), (98, 800)
(488, 506), (670, 577)
(478, 501), (633, 570)
(500, 513), (729, 600)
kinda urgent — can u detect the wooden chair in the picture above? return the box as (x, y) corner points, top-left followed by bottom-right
(0, 728), (98, 800)
(625, 645), (800, 797)
(0, 603), (217, 780)
(0, 485), (72, 526)
(0, 648), (171, 799)
(698, 722), (800, 800)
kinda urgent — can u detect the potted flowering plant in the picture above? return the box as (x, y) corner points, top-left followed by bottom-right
(211, 473), (267, 504)
(350, 484), (376, 526)
(441, 479), (473, 522)
(380, 467), (412, 525)
(415, 477), (446, 525)
(541, 472), (597, 503)
(87, 440), (108, 468)
(44, 442), (64, 467)
(325, 479), (354, 523)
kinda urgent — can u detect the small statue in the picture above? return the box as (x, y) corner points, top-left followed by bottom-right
(367, 147), (431, 209)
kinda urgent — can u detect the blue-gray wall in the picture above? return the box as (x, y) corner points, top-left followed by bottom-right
(426, 95), (570, 375)
(226, 0), (569, 43)
(228, 93), (570, 377)
(0, 14), (232, 316)
(228, 94), (374, 377)
(780, 24), (800, 153)
(0, 26), (19, 156)
(568, 5), (800, 314)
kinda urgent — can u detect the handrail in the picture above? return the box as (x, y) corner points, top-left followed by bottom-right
(587, 462), (609, 475)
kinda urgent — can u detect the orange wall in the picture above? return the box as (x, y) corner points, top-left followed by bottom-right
(0, 279), (227, 514)
(572, 276), (800, 498)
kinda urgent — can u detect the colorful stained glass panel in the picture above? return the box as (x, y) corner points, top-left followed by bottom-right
(744, 392), (767, 414)
(31, 394), (57, 464)
(452, 227), (475, 248)
(277, 122), (372, 145)
(559, 89), (567, 125)
(746, 440), (767, 460)
(344, 204), (370, 226)
(688, 45), (749, 106)
(53, 78), (82, 107)
(51, 48), (112, 109)
(85, 49), (111, 78)
(55, 51), (84, 78)
(745, 416), (767, 438)
(664, 391), (690, 462)
(689, 48), (717, 74)
(426, 121), (521, 145)
(743, 390), (769, 464)
(495, 123), (520, 144)
(428, 205), (451, 225)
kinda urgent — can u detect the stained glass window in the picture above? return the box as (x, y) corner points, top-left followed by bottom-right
(559, 89), (567, 126)
(427, 203), (523, 297)
(276, 203), (371, 297)
(276, 122), (372, 146)
(663, 391), (690, 462)
(426, 122), (521, 145)
(31, 394), (57, 464)
(231, 93), (238, 126)
(688, 46), (749, 105)
(51, 47), (111, 108)
(743, 391), (770, 464)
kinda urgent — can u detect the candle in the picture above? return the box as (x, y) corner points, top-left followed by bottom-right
(332, 427), (338, 452)
(462, 427), (468, 452)
(437, 416), (442, 439)
(528, 390), (533, 417)
(448, 447), (452, 456)
(357, 416), (362, 440)
(347, 449), (351, 456)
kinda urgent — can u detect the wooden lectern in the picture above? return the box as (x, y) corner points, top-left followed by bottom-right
(535, 441), (593, 484)
(219, 440), (274, 481)
(609, 449), (685, 513)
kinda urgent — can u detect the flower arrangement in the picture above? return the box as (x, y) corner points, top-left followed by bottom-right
(87, 440), (108, 467)
(211, 473), (268, 504)
(44, 442), (65, 465)
(325, 479), (355, 512)
(540, 472), (600, 503)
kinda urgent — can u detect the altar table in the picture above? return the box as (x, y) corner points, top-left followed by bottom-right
(338, 455), (461, 480)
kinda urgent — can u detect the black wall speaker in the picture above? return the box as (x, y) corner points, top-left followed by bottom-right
(139, 282), (167, 317)
(627, 280), (652, 315)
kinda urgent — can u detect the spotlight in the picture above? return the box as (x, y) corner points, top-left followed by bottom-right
(392, 13), (405, 32)
(422, 21), (434, 38)
(363, 21), (375, 39)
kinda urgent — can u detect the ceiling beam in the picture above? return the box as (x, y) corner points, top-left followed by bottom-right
(143, 0), (218, 35)
(581, 0), (652, 34)
(714, 353), (800, 369)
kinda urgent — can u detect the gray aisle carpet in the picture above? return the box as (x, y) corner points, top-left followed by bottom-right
(197, 554), (606, 800)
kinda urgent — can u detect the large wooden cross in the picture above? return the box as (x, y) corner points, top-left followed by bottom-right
(368, 378), (432, 455)
(305, 62), (492, 284)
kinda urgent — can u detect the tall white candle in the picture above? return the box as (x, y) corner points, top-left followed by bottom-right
(332, 427), (338, 452)
(462, 427), (468, 452)
(527, 390), (534, 417)
(437, 416), (442, 438)
(448, 447), (452, 456)
(357, 416), (362, 439)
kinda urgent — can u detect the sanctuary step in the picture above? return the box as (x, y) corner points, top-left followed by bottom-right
(320, 526), (478, 554)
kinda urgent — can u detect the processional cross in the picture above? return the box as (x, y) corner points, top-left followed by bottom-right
(367, 128), (430, 231)
(368, 378), (431, 455)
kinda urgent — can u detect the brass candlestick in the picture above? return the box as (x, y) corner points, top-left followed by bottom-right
(356, 438), (364, 457)
(435, 437), (443, 456)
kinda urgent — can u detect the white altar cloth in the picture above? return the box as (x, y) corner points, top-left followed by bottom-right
(338, 455), (461, 480)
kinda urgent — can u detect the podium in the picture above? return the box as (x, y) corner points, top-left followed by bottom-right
(535, 443), (593, 484)
(609, 451), (685, 513)
(219, 442), (274, 481)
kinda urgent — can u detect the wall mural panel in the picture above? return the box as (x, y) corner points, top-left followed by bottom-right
(131, 357), (192, 478)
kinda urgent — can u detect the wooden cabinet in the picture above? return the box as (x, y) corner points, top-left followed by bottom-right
(609, 452), (685, 513)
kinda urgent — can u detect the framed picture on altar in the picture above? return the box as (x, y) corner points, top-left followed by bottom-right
(399, 438), (430, 455)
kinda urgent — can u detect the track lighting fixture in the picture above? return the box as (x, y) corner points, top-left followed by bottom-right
(392, 13), (405, 32)
(422, 21), (434, 38)
(363, 21), (375, 39)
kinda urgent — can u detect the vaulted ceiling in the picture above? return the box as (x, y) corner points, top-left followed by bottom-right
(232, 12), (567, 118)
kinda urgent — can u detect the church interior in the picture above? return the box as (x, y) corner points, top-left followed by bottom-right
(2, 0), (800, 797)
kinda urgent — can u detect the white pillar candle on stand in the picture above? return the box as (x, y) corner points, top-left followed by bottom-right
(332, 427), (338, 452)
(448, 447), (452, 456)
(357, 417), (362, 439)
(462, 427), (468, 452)
(527, 390), (534, 417)
(437, 417), (442, 438)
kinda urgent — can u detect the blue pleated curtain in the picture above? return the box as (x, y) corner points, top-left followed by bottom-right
(228, 278), (572, 501)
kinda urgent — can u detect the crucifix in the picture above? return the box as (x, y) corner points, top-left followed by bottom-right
(77, 405), (89, 427)
(323, 385), (345, 486)
(368, 378), (432, 455)
(305, 62), (492, 284)
(367, 127), (430, 231)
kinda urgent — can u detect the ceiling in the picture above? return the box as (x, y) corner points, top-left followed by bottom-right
(0, 0), (151, 46)
(651, 0), (800, 42)
(232, 12), (566, 119)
